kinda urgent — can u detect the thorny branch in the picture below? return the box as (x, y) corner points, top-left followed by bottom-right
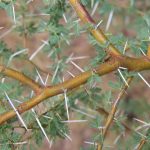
(0, 61), (119, 125)
(0, 65), (42, 93)
(69, 0), (121, 56)
(1, 54), (150, 125)
(0, 0), (150, 149)
(136, 128), (150, 150)
(68, 1), (150, 149)
(97, 77), (133, 150)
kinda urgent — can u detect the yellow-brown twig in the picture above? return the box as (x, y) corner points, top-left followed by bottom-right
(96, 107), (131, 133)
(137, 139), (147, 150)
(1, 54), (150, 125)
(136, 127), (150, 150)
(0, 61), (119, 125)
(0, 1), (150, 140)
(0, 65), (42, 93)
(69, 0), (121, 56)
(97, 77), (133, 150)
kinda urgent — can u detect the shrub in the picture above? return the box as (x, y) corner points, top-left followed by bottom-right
(0, 0), (150, 149)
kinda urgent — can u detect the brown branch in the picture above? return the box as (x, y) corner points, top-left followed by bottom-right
(1, 49), (150, 125)
(136, 128), (150, 150)
(0, 61), (119, 125)
(96, 107), (131, 133)
(66, 6), (150, 148)
(0, 1), (150, 142)
(119, 55), (150, 71)
(136, 45), (150, 150)
(0, 65), (42, 93)
(137, 139), (146, 150)
(97, 77), (133, 150)
(69, 0), (121, 56)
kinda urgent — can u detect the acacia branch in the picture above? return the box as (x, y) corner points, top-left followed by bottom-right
(97, 77), (133, 150)
(136, 128), (150, 150)
(136, 44), (150, 149)
(0, 1), (150, 141)
(96, 107), (131, 133)
(0, 61), (119, 125)
(69, 0), (121, 56)
(1, 54), (150, 125)
(96, 46), (150, 149)
(0, 65), (42, 93)
(67, 3), (150, 148)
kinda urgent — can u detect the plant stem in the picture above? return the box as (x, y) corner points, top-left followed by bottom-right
(97, 77), (133, 150)
(0, 65), (42, 93)
(68, 0), (121, 56)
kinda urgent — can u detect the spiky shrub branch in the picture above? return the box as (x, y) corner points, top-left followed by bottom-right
(0, 0), (150, 149)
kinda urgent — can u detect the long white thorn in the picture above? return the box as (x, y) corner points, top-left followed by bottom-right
(0, 141), (28, 146)
(11, 0), (16, 24)
(8, 48), (28, 65)
(64, 89), (70, 120)
(65, 53), (74, 63)
(30, 85), (53, 148)
(51, 62), (60, 82)
(123, 40), (128, 54)
(61, 120), (87, 123)
(114, 88), (126, 106)
(63, 13), (67, 23)
(44, 73), (49, 86)
(41, 40), (49, 45)
(70, 61), (84, 72)
(29, 87), (51, 147)
(32, 109), (52, 148)
(60, 130), (72, 141)
(138, 73), (150, 88)
(73, 19), (80, 23)
(135, 124), (150, 131)
(118, 69), (129, 87)
(43, 115), (53, 120)
(139, 48), (146, 56)
(91, 1), (99, 16)
(95, 20), (103, 30)
(91, 0), (94, 8)
(84, 141), (98, 146)
(4, 92), (28, 130)
(35, 69), (45, 86)
(119, 67), (127, 70)
(133, 118), (148, 125)
(0, 25), (16, 39)
(71, 108), (95, 119)
(29, 40), (48, 60)
(25, 13), (50, 17)
(69, 56), (89, 61)
(67, 71), (75, 77)
(114, 133), (123, 144)
(105, 9), (114, 31)
(61, 33), (70, 45)
(1, 78), (5, 83)
(48, 50), (54, 58)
